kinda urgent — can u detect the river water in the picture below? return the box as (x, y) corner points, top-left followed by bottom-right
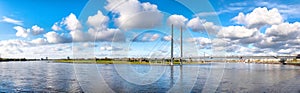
(0, 61), (299, 92)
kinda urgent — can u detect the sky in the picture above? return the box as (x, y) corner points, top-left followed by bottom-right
(1, 0), (300, 59)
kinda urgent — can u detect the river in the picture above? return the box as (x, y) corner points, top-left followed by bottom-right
(0, 61), (299, 92)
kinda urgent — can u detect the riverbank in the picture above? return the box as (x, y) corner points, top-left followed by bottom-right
(223, 59), (300, 65)
(0, 58), (39, 62)
(53, 59), (206, 65)
(53, 59), (300, 66)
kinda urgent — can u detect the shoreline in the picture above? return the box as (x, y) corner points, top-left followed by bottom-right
(1, 59), (299, 66)
(52, 59), (207, 65)
(52, 59), (300, 66)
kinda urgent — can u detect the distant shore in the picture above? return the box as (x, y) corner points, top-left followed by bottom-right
(52, 59), (300, 66)
(0, 58), (39, 62)
(53, 59), (206, 65)
(1, 57), (300, 66)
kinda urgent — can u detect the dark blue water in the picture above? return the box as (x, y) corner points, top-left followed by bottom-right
(0, 61), (300, 92)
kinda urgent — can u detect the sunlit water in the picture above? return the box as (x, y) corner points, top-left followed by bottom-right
(0, 61), (300, 92)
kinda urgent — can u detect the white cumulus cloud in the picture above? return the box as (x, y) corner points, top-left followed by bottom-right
(62, 13), (82, 31)
(87, 10), (109, 30)
(217, 26), (258, 39)
(51, 22), (62, 31)
(167, 14), (188, 29)
(105, 0), (163, 30)
(13, 25), (45, 38)
(254, 36), (283, 49)
(187, 37), (212, 49)
(31, 38), (47, 45)
(70, 30), (91, 42)
(14, 26), (30, 38)
(44, 31), (70, 43)
(266, 22), (300, 41)
(187, 17), (221, 34)
(88, 28), (125, 42)
(31, 25), (44, 35)
(232, 7), (283, 29)
(187, 37), (212, 45)
(49, 11), (126, 43)
(100, 45), (123, 51)
(85, 10), (126, 42)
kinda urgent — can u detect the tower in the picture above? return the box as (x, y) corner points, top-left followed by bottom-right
(180, 26), (183, 65)
(171, 24), (174, 66)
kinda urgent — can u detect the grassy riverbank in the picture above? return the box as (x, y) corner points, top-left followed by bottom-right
(54, 58), (300, 64)
(54, 59), (206, 65)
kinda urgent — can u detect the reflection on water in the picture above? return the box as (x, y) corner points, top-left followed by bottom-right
(0, 61), (81, 92)
(0, 61), (300, 92)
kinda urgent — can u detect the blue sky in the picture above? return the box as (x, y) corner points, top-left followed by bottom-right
(0, 0), (87, 39)
(1, 0), (300, 58)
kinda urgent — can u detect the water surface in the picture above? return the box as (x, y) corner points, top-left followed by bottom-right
(0, 61), (300, 92)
